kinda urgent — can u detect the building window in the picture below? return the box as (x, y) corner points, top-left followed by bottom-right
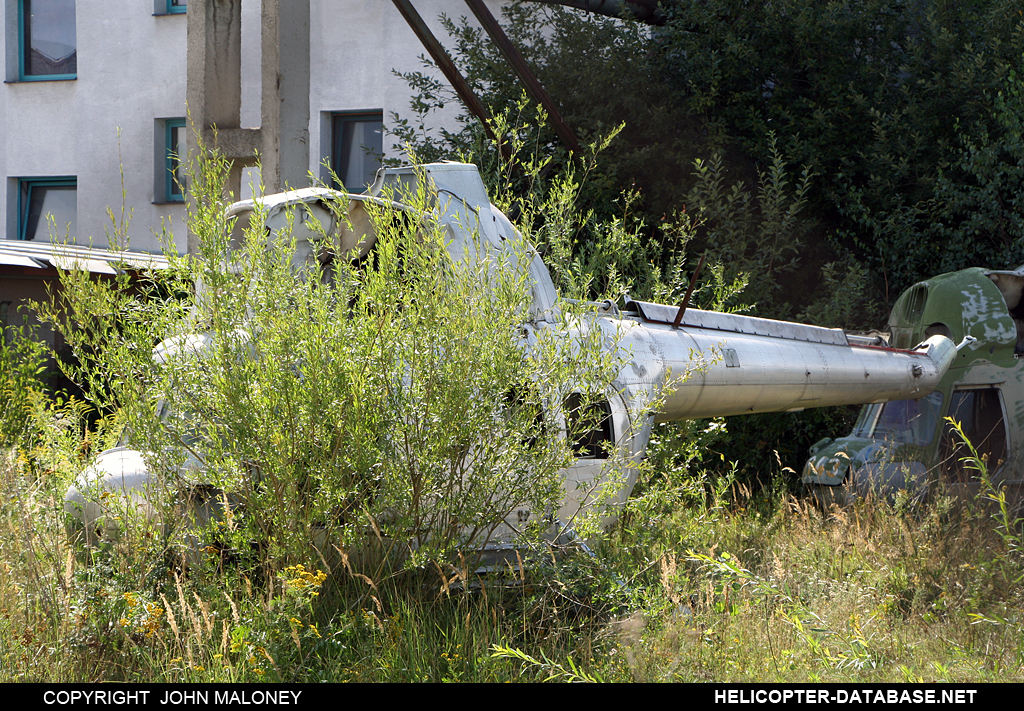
(153, 0), (184, 15)
(18, 178), (77, 241)
(19, 0), (77, 80)
(330, 112), (383, 193)
(165, 119), (187, 202)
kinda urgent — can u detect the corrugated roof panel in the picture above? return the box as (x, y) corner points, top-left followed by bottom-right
(48, 254), (120, 275)
(0, 252), (44, 268)
(0, 241), (170, 275)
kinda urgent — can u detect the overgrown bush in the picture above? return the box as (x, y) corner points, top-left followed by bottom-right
(0, 325), (47, 449)
(392, 5), (878, 316)
(401, 1), (1024, 302)
(37, 133), (632, 581)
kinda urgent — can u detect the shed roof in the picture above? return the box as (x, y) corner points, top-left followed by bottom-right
(0, 241), (170, 275)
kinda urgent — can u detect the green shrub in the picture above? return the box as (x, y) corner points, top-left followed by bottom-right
(38, 133), (629, 579)
(656, 0), (1024, 289)
(398, 2), (1024, 304)
(0, 325), (47, 449)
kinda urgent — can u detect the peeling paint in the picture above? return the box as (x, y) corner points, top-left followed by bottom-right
(960, 284), (1016, 345)
(806, 266), (1024, 511)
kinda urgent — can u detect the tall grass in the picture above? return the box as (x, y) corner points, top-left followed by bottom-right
(2, 437), (1022, 682)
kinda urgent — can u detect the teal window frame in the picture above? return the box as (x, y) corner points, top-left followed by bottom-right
(166, 0), (185, 14)
(165, 119), (187, 203)
(18, 177), (77, 241)
(18, 0), (77, 82)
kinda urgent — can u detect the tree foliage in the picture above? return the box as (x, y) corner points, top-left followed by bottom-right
(655, 0), (1024, 289)
(396, 1), (1024, 306)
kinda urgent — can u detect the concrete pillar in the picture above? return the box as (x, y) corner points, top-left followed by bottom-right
(187, 0), (243, 135)
(186, 0), (310, 252)
(187, 0), (243, 251)
(261, 0), (311, 192)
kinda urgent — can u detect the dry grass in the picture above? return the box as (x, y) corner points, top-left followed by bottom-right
(1, 446), (1022, 682)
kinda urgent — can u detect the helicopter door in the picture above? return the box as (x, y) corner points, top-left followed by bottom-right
(558, 393), (631, 534)
(938, 387), (1010, 500)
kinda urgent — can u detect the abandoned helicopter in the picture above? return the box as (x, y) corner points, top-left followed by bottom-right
(803, 266), (1024, 510)
(65, 163), (957, 550)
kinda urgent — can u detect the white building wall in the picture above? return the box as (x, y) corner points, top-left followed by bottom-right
(2, 0), (509, 254)
(2, 4), (189, 253)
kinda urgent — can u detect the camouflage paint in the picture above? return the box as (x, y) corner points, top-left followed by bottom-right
(804, 267), (1024, 506)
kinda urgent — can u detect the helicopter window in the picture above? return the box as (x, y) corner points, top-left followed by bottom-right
(939, 388), (1008, 482)
(565, 394), (613, 459)
(852, 391), (944, 447)
(924, 323), (953, 341)
(157, 401), (207, 450)
(503, 387), (546, 449)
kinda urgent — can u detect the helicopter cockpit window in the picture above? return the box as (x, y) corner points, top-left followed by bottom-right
(852, 391), (944, 447)
(940, 388), (1008, 482)
(157, 401), (207, 451)
(565, 394), (613, 459)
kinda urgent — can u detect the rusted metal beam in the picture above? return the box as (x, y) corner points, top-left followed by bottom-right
(390, 0), (513, 162)
(528, 0), (674, 25)
(465, 0), (581, 157)
(672, 252), (706, 329)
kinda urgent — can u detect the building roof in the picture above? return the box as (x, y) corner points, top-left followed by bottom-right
(0, 241), (170, 276)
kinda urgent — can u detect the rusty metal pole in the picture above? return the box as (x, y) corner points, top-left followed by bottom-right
(672, 252), (706, 329)
(389, 0), (514, 163)
(527, 0), (672, 25)
(465, 0), (581, 157)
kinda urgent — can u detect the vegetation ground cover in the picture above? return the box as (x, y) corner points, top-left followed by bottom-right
(1, 443), (1022, 682)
